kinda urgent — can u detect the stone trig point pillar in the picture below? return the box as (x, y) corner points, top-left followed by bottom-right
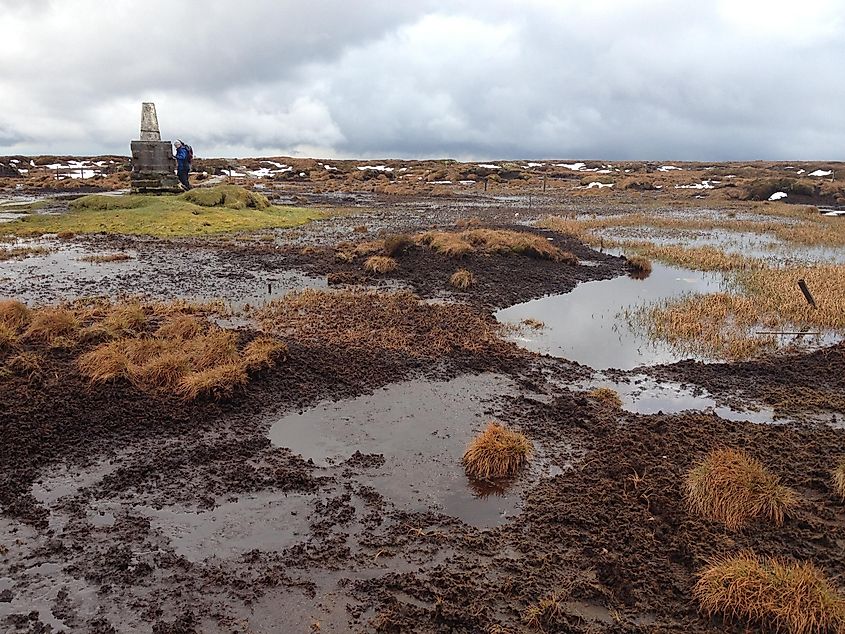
(129, 102), (180, 193)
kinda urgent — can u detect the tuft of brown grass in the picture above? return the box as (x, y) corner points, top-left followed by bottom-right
(101, 303), (146, 336)
(128, 352), (189, 391)
(695, 552), (845, 634)
(183, 330), (239, 370)
(154, 314), (206, 340)
(382, 234), (411, 256)
(22, 308), (79, 344)
(463, 421), (533, 480)
(0, 299), (32, 330)
(523, 591), (567, 631)
(589, 387), (623, 408)
(363, 255), (398, 274)
(626, 254), (652, 277)
(178, 363), (248, 400)
(833, 459), (845, 501)
(241, 337), (287, 371)
(0, 323), (18, 350)
(56, 231), (75, 239)
(686, 448), (799, 530)
(521, 318), (544, 330)
(77, 341), (130, 383)
(449, 269), (474, 289)
(415, 231), (474, 258)
(5, 351), (44, 381)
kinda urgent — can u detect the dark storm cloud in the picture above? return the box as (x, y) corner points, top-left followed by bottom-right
(1, 0), (843, 159)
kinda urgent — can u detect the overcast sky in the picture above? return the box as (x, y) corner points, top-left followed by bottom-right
(1, 0), (843, 160)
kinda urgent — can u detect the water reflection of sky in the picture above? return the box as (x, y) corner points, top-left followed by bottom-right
(496, 262), (724, 370)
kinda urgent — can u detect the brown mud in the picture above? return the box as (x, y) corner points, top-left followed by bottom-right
(2, 179), (845, 633)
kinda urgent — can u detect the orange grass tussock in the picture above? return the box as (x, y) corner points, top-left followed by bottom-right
(695, 552), (845, 634)
(177, 362), (249, 401)
(588, 386), (623, 408)
(833, 459), (845, 501)
(241, 337), (288, 371)
(0, 299), (32, 330)
(449, 269), (474, 289)
(686, 448), (799, 530)
(416, 228), (577, 263)
(363, 255), (398, 274)
(463, 421), (533, 480)
(22, 307), (79, 345)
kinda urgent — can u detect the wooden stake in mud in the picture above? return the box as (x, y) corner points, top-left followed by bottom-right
(797, 278), (817, 309)
(543, 174), (547, 192)
(484, 178), (488, 192)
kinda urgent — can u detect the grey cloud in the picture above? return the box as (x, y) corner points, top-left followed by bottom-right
(1, 0), (844, 159)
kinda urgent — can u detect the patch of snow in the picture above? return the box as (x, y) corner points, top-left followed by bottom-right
(399, 167), (408, 172)
(224, 169), (245, 177)
(675, 181), (715, 190)
(597, 169), (612, 174)
(10, 159), (19, 163)
(796, 169), (805, 174)
(29, 160), (35, 167)
(477, 164), (501, 169)
(585, 182), (613, 189)
(524, 162), (544, 168)
(430, 180), (452, 185)
(458, 180), (476, 185)
(823, 210), (845, 217)
(658, 165), (683, 171)
(299, 172), (305, 177)
(809, 169), (832, 177)
(555, 162), (586, 171)
(263, 160), (288, 169)
(768, 191), (788, 201)
(324, 165), (338, 171)
(247, 168), (275, 178)
(357, 165), (394, 172)
(725, 175), (736, 179)
(18, 169), (28, 174)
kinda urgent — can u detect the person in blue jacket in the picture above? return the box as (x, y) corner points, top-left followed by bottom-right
(174, 140), (192, 190)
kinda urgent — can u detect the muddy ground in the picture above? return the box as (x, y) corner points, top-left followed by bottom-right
(2, 183), (845, 633)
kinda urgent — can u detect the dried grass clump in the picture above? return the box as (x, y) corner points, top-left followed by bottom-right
(686, 448), (798, 530)
(463, 421), (533, 480)
(523, 591), (567, 631)
(128, 352), (189, 391)
(449, 269), (474, 289)
(588, 387), (623, 408)
(521, 318), (544, 329)
(416, 231), (474, 258)
(77, 341), (129, 383)
(627, 255), (652, 276)
(0, 299), (32, 330)
(183, 330), (239, 369)
(241, 337), (287, 371)
(417, 228), (578, 263)
(5, 351), (44, 380)
(363, 255), (398, 274)
(101, 303), (146, 336)
(833, 458), (845, 501)
(22, 308), (79, 344)
(0, 323), (18, 350)
(154, 314), (206, 340)
(177, 362), (248, 400)
(382, 234), (411, 256)
(695, 552), (845, 634)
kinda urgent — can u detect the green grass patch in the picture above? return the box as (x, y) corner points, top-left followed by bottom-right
(8, 186), (321, 237)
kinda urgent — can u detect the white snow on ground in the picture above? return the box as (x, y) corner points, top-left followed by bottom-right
(10, 159), (19, 163)
(247, 168), (275, 178)
(524, 162), (545, 168)
(597, 169), (612, 174)
(809, 169), (833, 177)
(797, 169), (805, 174)
(769, 191), (788, 201)
(324, 165), (338, 171)
(357, 165), (394, 172)
(18, 169), (28, 174)
(585, 182), (613, 189)
(477, 164), (501, 169)
(458, 180), (476, 185)
(263, 160), (288, 169)
(429, 180), (452, 184)
(298, 172), (305, 177)
(675, 180), (716, 189)
(224, 169), (246, 177)
(399, 167), (408, 172)
(658, 165), (682, 171)
(29, 160), (35, 167)
(555, 162), (586, 171)
(823, 210), (845, 216)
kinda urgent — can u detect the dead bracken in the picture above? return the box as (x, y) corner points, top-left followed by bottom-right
(463, 421), (533, 480)
(685, 448), (798, 530)
(695, 552), (845, 634)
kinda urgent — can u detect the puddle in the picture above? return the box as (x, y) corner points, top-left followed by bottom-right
(578, 374), (781, 423)
(268, 374), (560, 528)
(137, 492), (313, 563)
(496, 262), (723, 370)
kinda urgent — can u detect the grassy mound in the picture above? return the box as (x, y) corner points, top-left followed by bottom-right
(695, 552), (845, 633)
(181, 185), (270, 210)
(463, 421), (533, 479)
(10, 186), (318, 237)
(363, 255), (398, 274)
(686, 448), (798, 530)
(415, 229), (578, 262)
